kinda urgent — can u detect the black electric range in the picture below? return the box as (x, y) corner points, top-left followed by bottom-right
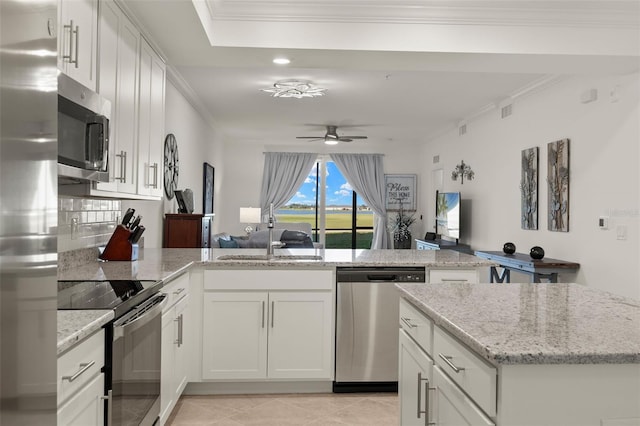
(57, 279), (163, 318)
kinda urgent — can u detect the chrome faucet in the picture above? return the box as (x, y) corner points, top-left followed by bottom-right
(266, 204), (283, 257)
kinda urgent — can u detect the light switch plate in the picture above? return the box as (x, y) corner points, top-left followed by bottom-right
(598, 216), (609, 229)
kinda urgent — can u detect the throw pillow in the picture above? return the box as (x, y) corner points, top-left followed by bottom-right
(219, 238), (239, 248)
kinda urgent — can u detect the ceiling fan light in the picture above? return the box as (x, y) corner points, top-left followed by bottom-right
(324, 139), (339, 145)
(272, 57), (290, 65)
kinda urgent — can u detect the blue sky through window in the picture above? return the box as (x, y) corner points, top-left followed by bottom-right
(286, 162), (364, 207)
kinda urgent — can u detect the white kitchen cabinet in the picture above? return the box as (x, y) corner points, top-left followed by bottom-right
(57, 329), (106, 426)
(95, 0), (139, 195)
(58, 0), (98, 91)
(399, 329), (434, 426)
(160, 272), (191, 425)
(137, 37), (165, 197)
(202, 269), (334, 381)
(432, 366), (495, 426)
(429, 268), (479, 284)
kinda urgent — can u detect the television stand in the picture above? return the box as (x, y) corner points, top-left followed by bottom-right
(415, 238), (472, 255)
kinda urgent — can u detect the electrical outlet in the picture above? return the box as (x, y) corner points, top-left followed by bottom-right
(598, 216), (609, 229)
(616, 225), (627, 240)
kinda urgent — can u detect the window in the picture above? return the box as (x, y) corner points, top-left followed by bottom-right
(277, 159), (373, 248)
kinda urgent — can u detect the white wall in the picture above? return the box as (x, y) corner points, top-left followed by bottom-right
(217, 140), (426, 236)
(420, 73), (639, 299)
(122, 80), (224, 247)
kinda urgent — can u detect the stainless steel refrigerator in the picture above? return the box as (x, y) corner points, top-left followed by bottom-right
(1, 1), (58, 424)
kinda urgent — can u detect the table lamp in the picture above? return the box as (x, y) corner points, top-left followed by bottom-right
(239, 207), (261, 235)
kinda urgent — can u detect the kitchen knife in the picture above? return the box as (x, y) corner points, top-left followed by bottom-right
(122, 208), (135, 227)
(129, 215), (142, 231)
(129, 225), (145, 243)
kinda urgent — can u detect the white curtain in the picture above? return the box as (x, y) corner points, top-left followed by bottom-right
(259, 152), (317, 220)
(330, 153), (390, 249)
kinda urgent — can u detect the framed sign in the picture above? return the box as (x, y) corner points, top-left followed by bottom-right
(203, 162), (214, 215)
(385, 174), (417, 211)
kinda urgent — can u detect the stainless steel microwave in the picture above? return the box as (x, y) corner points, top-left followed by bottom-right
(58, 74), (111, 182)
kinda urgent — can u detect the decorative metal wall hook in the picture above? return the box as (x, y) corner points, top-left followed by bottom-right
(451, 160), (474, 184)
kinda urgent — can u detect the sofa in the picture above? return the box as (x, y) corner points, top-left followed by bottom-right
(212, 222), (322, 249)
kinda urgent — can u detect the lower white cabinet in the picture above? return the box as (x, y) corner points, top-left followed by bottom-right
(399, 329), (433, 426)
(202, 269), (334, 381)
(432, 366), (495, 426)
(57, 329), (106, 426)
(160, 273), (191, 425)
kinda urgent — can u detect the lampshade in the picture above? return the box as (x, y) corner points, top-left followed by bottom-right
(239, 207), (261, 223)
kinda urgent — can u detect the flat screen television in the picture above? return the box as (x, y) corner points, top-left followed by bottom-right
(436, 191), (461, 240)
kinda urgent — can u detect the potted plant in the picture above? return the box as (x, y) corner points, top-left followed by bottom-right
(390, 205), (416, 249)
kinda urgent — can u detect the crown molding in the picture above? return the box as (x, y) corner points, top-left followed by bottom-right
(201, 0), (639, 29)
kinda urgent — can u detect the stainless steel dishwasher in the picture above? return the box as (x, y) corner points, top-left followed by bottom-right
(334, 266), (426, 392)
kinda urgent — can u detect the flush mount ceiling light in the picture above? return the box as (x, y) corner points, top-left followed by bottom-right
(260, 79), (327, 99)
(272, 57), (290, 65)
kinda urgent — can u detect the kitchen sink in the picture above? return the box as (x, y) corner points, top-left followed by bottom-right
(216, 254), (323, 262)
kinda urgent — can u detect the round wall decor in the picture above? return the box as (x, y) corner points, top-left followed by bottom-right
(164, 133), (179, 199)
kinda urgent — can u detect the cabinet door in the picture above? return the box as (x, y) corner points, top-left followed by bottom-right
(137, 38), (165, 197)
(399, 330), (434, 426)
(202, 292), (268, 379)
(58, 0), (98, 90)
(95, 1), (138, 194)
(267, 291), (333, 379)
(173, 295), (189, 400)
(433, 367), (495, 426)
(159, 307), (176, 424)
(57, 373), (105, 426)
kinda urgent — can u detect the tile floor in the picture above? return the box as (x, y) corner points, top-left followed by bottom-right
(166, 392), (399, 425)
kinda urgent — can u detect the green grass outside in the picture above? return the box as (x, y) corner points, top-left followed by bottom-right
(277, 212), (374, 248)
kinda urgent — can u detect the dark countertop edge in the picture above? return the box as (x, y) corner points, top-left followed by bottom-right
(397, 289), (640, 366)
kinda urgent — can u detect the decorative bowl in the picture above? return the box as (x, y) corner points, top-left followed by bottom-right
(503, 242), (516, 255)
(530, 246), (545, 260)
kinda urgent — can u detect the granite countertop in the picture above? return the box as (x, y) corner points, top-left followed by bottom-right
(396, 282), (640, 366)
(58, 247), (495, 281)
(58, 310), (114, 355)
(57, 247), (495, 353)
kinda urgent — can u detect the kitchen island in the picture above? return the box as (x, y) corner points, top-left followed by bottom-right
(396, 282), (640, 425)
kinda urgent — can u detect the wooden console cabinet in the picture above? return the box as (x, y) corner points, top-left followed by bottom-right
(164, 214), (212, 248)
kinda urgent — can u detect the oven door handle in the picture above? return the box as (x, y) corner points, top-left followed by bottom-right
(113, 294), (166, 339)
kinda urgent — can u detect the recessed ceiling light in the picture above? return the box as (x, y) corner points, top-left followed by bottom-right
(273, 57), (290, 65)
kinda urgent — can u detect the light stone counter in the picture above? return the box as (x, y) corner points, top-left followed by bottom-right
(57, 247), (495, 353)
(396, 282), (640, 365)
(57, 310), (114, 355)
(58, 247), (495, 281)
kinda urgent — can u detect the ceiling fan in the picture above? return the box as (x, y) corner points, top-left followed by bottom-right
(296, 125), (368, 145)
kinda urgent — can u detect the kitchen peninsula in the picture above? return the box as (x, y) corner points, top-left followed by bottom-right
(396, 282), (640, 425)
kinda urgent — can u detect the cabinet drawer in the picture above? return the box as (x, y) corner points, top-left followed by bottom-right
(429, 269), (478, 284)
(433, 326), (496, 417)
(162, 272), (190, 309)
(57, 329), (105, 406)
(399, 298), (433, 356)
(204, 269), (333, 291)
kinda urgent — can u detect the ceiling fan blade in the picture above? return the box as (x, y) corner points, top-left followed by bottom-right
(296, 136), (322, 139)
(340, 136), (368, 139)
(337, 138), (353, 142)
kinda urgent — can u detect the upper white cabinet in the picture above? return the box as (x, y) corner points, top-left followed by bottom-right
(137, 38), (166, 197)
(58, 0), (98, 91)
(95, 0), (139, 195)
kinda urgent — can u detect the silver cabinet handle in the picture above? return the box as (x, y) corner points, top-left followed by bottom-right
(261, 301), (265, 328)
(62, 360), (95, 382)
(174, 313), (183, 346)
(439, 353), (465, 373)
(115, 151), (127, 182)
(62, 20), (76, 64)
(173, 287), (185, 296)
(150, 162), (159, 188)
(73, 24), (79, 67)
(101, 389), (112, 426)
(440, 279), (468, 282)
(417, 372), (435, 425)
(271, 301), (275, 328)
(401, 317), (417, 329)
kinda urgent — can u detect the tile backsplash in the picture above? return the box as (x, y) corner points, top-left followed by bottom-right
(58, 196), (121, 252)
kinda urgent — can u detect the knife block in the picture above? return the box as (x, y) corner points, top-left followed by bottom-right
(99, 225), (139, 261)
